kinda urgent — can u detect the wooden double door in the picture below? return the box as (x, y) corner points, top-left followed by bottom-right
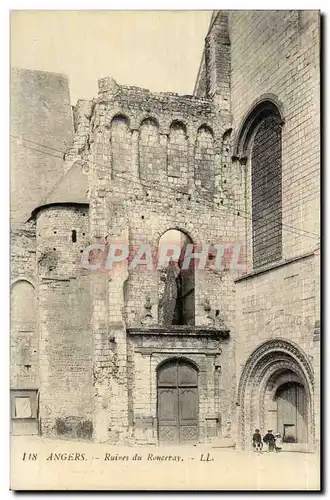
(276, 382), (308, 443)
(157, 359), (198, 444)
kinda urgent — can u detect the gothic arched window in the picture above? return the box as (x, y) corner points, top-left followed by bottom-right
(234, 99), (283, 269)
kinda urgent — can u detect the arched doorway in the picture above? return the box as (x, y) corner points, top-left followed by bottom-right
(237, 339), (314, 449)
(157, 359), (198, 444)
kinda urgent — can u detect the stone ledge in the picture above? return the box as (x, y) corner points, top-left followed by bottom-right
(234, 250), (316, 282)
(134, 348), (220, 355)
(127, 326), (230, 339)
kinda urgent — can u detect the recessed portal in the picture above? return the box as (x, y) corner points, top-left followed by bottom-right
(237, 339), (314, 449)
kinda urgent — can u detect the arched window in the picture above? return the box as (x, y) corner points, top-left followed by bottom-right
(194, 125), (215, 192)
(158, 229), (195, 326)
(167, 121), (188, 186)
(11, 280), (37, 332)
(110, 115), (131, 174)
(234, 99), (283, 269)
(139, 118), (161, 181)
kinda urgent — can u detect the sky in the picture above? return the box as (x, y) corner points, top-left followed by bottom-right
(10, 11), (212, 104)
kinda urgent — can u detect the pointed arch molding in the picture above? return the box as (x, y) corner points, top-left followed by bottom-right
(236, 338), (315, 448)
(237, 338), (314, 406)
(232, 94), (285, 161)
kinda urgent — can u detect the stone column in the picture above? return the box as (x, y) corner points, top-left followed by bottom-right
(89, 127), (112, 443)
(131, 129), (139, 180)
(159, 133), (168, 185)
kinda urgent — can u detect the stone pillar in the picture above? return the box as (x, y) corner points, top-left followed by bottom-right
(107, 205), (130, 443)
(187, 132), (196, 192)
(131, 129), (139, 180)
(159, 133), (168, 185)
(204, 12), (231, 110)
(312, 248), (320, 450)
(89, 125), (112, 443)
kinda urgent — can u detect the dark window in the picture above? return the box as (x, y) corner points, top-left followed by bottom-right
(251, 114), (282, 268)
(72, 230), (77, 243)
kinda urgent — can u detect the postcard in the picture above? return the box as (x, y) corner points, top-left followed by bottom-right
(10, 10), (321, 491)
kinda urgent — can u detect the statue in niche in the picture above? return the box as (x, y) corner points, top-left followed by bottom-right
(158, 261), (181, 326)
(140, 296), (155, 326)
(203, 297), (228, 330)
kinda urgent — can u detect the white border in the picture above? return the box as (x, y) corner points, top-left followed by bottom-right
(2, 2), (328, 498)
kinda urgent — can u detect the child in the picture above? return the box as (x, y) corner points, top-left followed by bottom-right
(275, 432), (282, 453)
(263, 429), (276, 452)
(252, 429), (263, 453)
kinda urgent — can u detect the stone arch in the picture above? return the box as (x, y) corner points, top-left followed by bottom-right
(157, 226), (194, 245)
(110, 113), (131, 128)
(157, 356), (200, 373)
(110, 114), (131, 175)
(268, 372), (302, 400)
(222, 128), (232, 144)
(139, 116), (159, 128)
(232, 95), (284, 161)
(168, 118), (189, 133)
(11, 277), (36, 289)
(237, 339), (314, 449)
(169, 120), (187, 134)
(152, 223), (201, 249)
(198, 124), (214, 137)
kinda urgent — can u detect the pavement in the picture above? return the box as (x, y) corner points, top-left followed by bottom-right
(10, 435), (321, 491)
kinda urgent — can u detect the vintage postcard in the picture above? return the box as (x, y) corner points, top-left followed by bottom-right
(10, 10), (321, 491)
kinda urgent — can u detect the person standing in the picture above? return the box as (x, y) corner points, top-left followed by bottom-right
(263, 430), (276, 452)
(274, 432), (282, 452)
(252, 429), (263, 453)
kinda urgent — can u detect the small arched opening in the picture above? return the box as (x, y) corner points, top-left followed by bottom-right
(11, 280), (37, 332)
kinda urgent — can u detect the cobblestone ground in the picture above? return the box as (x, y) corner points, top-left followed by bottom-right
(10, 436), (320, 491)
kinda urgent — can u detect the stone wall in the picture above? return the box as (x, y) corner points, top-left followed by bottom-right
(77, 77), (238, 442)
(36, 205), (93, 440)
(11, 68), (74, 223)
(10, 12), (320, 447)
(234, 253), (319, 445)
(226, 10), (320, 447)
(11, 225), (38, 389)
(229, 10), (320, 260)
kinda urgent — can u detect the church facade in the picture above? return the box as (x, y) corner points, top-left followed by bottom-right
(11, 11), (320, 450)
